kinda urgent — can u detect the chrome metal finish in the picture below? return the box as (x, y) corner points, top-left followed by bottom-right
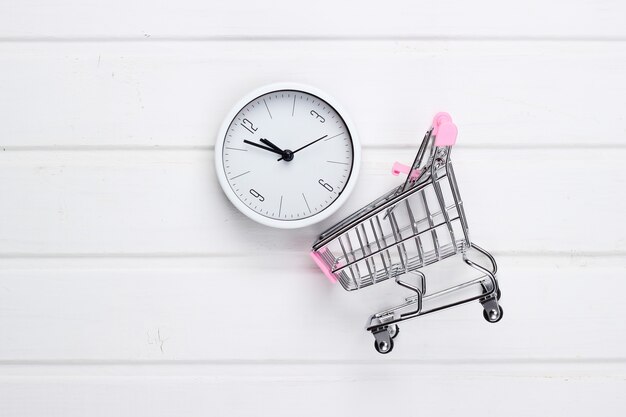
(311, 125), (502, 353)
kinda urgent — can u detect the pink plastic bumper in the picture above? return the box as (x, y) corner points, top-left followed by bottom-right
(431, 112), (457, 147)
(310, 249), (338, 283)
(391, 162), (421, 180)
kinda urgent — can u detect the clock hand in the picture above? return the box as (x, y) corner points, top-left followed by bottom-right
(277, 134), (328, 161)
(261, 138), (295, 162)
(260, 138), (285, 154)
(243, 139), (284, 156)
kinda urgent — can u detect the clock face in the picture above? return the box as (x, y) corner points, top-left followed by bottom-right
(215, 84), (360, 228)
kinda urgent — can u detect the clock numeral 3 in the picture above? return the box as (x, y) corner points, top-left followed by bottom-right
(250, 189), (265, 202)
(241, 119), (258, 134)
(310, 110), (325, 123)
(318, 179), (333, 192)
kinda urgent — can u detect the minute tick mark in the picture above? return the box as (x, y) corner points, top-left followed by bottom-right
(324, 132), (345, 141)
(302, 193), (311, 213)
(230, 170), (251, 180)
(263, 99), (273, 119)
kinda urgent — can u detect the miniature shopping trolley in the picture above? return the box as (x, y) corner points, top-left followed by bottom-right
(310, 112), (502, 354)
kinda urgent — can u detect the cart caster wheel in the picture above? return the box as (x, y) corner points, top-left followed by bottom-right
(388, 324), (400, 339)
(483, 305), (503, 323)
(374, 337), (394, 354)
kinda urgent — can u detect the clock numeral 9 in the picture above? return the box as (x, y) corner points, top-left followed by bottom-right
(310, 110), (325, 123)
(241, 118), (258, 134)
(249, 189), (265, 202)
(318, 179), (333, 192)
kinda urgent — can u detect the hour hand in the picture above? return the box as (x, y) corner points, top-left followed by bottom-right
(243, 139), (283, 156)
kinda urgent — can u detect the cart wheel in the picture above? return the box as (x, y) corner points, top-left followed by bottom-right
(388, 324), (400, 339)
(483, 305), (504, 323)
(374, 337), (394, 354)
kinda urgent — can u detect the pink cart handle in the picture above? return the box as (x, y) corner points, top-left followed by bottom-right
(391, 162), (421, 179)
(310, 249), (337, 283)
(431, 112), (457, 147)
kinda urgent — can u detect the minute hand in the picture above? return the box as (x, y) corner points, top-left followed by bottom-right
(277, 134), (328, 161)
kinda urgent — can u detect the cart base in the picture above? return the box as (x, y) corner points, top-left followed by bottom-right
(365, 243), (502, 354)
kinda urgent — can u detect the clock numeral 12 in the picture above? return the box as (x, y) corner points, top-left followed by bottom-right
(241, 119), (258, 134)
(250, 189), (265, 202)
(318, 179), (333, 192)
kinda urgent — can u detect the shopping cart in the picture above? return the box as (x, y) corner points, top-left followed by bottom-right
(310, 112), (502, 354)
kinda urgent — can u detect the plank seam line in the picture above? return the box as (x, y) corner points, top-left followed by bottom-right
(1, 36), (626, 43)
(2, 144), (626, 152)
(0, 358), (625, 366)
(0, 251), (624, 260)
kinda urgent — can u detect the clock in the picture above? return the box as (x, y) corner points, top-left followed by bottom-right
(215, 83), (361, 229)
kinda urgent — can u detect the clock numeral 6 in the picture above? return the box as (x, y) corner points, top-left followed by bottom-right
(318, 179), (333, 192)
(241, 118), (258, 134)
(310, 110), (325, 123)
(249, 189), (265, 202)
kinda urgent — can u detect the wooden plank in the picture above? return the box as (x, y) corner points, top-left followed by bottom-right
(0, 148), (623, 255)
(1, 1), (624, 39)
(0, 363), (624, 417)
(1, 41), (625, 148)
(0, 256), (624, 361)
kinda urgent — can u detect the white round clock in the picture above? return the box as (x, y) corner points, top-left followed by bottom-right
(215, 83), (361, 229)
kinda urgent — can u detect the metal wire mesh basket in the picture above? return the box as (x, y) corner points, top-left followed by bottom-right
(310, 112), (502, 354)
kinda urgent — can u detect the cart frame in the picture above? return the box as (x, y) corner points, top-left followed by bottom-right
(310, 112), (502, 354)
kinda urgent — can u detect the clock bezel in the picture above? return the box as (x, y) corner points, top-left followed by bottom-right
(215, 82), (361, 229)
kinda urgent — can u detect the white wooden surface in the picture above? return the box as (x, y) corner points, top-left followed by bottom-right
(1, 2), (625, 416)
